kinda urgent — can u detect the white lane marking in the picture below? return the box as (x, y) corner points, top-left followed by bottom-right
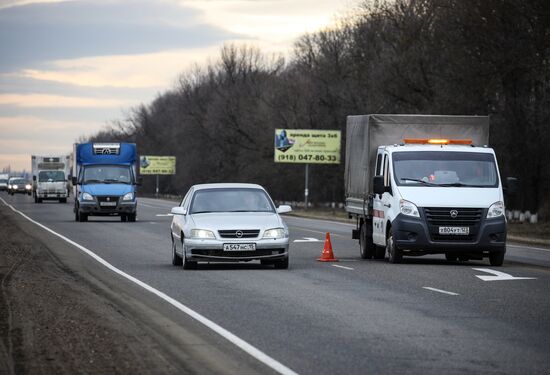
(422, 287), (459, 296)
(292, 226), (344, 238)
(284, 216), (355, 227)
(507, 244), (550, 253)
(139, 202), (162, 208)
(0, 198), (298, 375)
(155, 213), (174, 217)
(331, 264), (354, 271)
(293, 237), (320, 243)
(472, 268), (537, 281)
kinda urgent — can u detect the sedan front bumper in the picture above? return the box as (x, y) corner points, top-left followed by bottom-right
(185, 237), (289, 261)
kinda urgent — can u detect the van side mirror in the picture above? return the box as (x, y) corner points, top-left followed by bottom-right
(71, 176), (78, 185)
(33, 175), (36, 181)
(373, 175), (385, 195)
(505, 177), (518, 195)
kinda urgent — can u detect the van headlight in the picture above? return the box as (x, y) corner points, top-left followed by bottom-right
(487, 201), (504, 218)
(400, 199), (420, 217)
(263, 228), (286, 239)
(13, 185), (18, 189)
(82, 192), (94, 201)
(25, 184), (32, 190)
(190, 229), (215, 239)
(122, 192), (134, 201)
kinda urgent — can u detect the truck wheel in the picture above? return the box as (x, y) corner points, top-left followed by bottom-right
(387, 228), (403, 264)
(359, 222), (375, 259)
(171, 237), (183, 266)
(127, 213), (136, 222)
(445, 253), (458, 262)
(489, 250), (505, 266)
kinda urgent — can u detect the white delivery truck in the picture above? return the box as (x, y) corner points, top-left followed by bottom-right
(345, 115), (517, 266)
(31, 155), (71, 203)
(0, 173), (9, 191)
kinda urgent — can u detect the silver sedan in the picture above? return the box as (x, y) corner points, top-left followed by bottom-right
(170, 183), (291, 269)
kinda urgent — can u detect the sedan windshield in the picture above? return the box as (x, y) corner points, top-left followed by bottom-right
(39, 170), (65, 182)
(190, 188), (275, 214)
(393, 151), (499, 187)
(82, 165), (132, 184)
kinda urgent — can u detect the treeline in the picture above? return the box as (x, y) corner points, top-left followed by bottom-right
(89, 0), (550, 217)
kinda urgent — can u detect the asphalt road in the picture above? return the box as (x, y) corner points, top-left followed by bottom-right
(2, 192), (550, 374)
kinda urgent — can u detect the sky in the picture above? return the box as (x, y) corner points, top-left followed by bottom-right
(0, 0), (359, 172)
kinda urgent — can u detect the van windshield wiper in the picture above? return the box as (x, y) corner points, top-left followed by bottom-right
(400, 177), (438, 186)
(83, 179), (102, 184)
(436, 182), (489, 187)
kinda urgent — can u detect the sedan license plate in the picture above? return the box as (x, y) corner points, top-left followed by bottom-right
(439, 226), (469, 235)
(223, 243), (256, 251)
(100, 201), (117, 207)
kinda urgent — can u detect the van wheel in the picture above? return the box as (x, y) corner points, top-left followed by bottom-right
(489, 250), (505, 266)
(387, 228), (403, 264)
(359, 222), (375, 259)
(127, 213), (136, 222)
(78, 212), (88, 222)
(458, 255), (469, 262)
(121, 215), (127, 222)
(171, 237), (183, 266)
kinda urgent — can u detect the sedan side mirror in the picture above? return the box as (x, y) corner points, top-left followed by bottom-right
(277, 205), (292, 214)
(171, 206), (187, 215)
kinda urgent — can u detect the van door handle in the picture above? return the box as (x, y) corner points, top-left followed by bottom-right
(383, 203), (391, 208)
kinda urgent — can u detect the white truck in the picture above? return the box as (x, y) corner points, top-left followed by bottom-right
(345, 114), (517, 266)
(31, 155), (71, 203)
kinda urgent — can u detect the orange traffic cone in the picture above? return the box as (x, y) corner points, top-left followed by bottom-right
(317, 232), (338, 262)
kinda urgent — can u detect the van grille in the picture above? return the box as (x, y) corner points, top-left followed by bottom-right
(424, 207), (483, 242)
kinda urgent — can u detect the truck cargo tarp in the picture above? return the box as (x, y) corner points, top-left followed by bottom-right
(345, 114), (489, 199)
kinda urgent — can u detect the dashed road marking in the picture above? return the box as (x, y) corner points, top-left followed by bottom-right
(331, 264), (354, 271)
(423, 287), (459, 296)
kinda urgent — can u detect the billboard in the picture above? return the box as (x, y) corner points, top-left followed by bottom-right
(139, 156), (176, 175)
(274, 129), (341, 164)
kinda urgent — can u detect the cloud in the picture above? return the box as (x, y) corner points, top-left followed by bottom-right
(0, 93), (132, 108)
(0, 0), (240, 72)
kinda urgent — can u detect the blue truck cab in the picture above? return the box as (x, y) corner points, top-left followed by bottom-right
(73, 143), (139, 222)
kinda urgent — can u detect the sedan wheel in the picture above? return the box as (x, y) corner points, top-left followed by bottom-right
(181, 237), (197, 270)
(171, 238), (182, 266)
(274, 257), (289, 269)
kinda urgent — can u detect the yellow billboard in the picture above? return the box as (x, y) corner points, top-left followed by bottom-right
(139, 156), (176, 175)
(274, 129), (341, 164)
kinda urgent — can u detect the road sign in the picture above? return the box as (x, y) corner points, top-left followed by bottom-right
(139, 156), (176, 175)
(274, 129), (341, 164)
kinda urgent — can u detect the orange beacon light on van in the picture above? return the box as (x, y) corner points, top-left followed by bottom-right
(403, 138), (472, 145)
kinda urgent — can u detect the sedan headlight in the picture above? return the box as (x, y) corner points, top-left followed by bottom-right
(190, 229), (215, 239)
(487, 201), (504, 218)
(263, 228), (286, 239)
(82, 192), (94, 201)
(122, 192), (134, 201)
(400, 199), (420, 217)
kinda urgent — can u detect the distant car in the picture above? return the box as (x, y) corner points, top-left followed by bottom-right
(8, 177), (32, 195)
(170, 183), (292, 269)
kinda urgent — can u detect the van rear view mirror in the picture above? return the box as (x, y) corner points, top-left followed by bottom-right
(373, 176), (385, 195)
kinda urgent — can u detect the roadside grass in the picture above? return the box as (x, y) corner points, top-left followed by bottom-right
(508, 221), (550, 240)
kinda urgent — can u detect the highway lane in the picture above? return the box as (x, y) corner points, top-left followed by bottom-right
(2, 192), (550, 374)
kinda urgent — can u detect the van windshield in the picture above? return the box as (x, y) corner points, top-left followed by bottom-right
(393, 151), (499, 187)
(82, 165), (132, 184)
(39, 170), (65, 182)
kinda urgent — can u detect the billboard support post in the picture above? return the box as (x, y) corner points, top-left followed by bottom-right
(156, 174), (159, 198)
(304, 164), (309, 210)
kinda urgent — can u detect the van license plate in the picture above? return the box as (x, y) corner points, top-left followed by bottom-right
(223, 243), (256, 251)
(439, 227), (469, 235)
(100, 202), (117, 206)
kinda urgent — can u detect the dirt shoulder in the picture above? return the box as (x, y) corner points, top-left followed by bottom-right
(0, 204), (271, 375)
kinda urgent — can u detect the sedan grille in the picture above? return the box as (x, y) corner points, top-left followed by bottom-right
(218, 229), (260, 238)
